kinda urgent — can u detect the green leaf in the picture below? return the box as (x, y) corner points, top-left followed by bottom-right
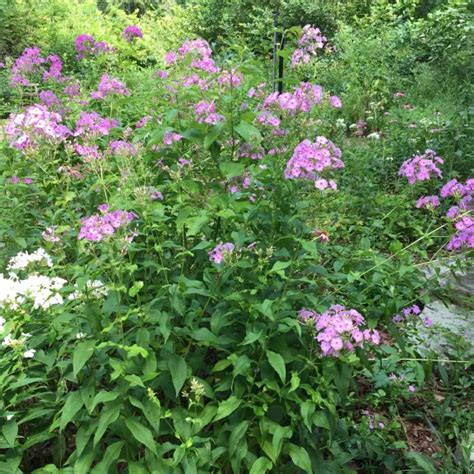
(269, 261), (291, 273)
(204, 122), (225, 149)
(60, 391), (84, 431)
(73, 341), (95, 377)
(272, 425), (292, 460)
(214, 396), (242, 422)
(235, 120), (262, 143)
(125, 418), (157, 455)
(128, 281), (144, 297)
(266, 350), (286, 383)
(288, 444), (312, 473)
(249, 457), (272, 474)
(90, 441), (124, 474)
(229, 421), (250, 457)
(168, 354), (187, 397)
(219, 161), (245, 178)
(90, 391), (120, 413)
(93, 402), (121, 446)
(405, 451), (436, 474)
(2, 421), (18, 448)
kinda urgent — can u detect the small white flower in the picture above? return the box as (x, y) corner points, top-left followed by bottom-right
(6, 414), (13, 421)
(367, 132), (381, 140)
(23, 349), (36, 359)
(76, 332), (85, 339)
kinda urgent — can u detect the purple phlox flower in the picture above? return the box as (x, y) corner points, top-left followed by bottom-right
(329, 95), (342, 108)
(440, 178), (468, 199)
(194, 100), (224, 124)
(303, 305), (379, 357)
(135, 115), (152, 128)
(5, 104), (70, 150)
(408, 385), (416, 393)
(291, 25), (326, 68)
(123, 25), (143, 42)
(208, 242), (235, 264)
(416, 195), (440, 209)
(398, 150), (443, 185)
(78, 209), (136, 242)
(218, 69), (243, 87)
(91, 74), (129, 100)
(284, 137), (343, 187)
(447, 216), (474, 251)
(108, 140), (137, 157)
(39, 90), (61, 109)
(63, 82), (81, 97)
(74, 111), (118, 137)
(237, 143), (264, 161)
(75, 34), (114, 60)
(74, 143), (101, 162)
(163, 131), (182, 145)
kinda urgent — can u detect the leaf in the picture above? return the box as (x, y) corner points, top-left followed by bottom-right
(269, 261), (291, 273)
(93, 402), (121, 446)
(2, 421), (17, 448)
(90, 391), (120, 413)
(249, 457), (272, 474)
(204, 122), (225, 149)
(219, 161), (245, 178)
(272, 425), (292, 460)
(90, 441), (124, 474)
(73, 341), (95, 377)
(405, 451), (436, 474)
(229, 421), (249, 457)
(128, 281), (144, 297)
(60, 391), (84, 431)
(214, 396), (242, 422)
(125, 418), (157, 455)
(235, 120), (262, 143)
(168, 354), (187, 396)
(288, 444), (312, 473)
(266, 350), (286, 383)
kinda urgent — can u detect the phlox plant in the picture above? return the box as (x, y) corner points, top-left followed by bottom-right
(0, 19), (471, 474)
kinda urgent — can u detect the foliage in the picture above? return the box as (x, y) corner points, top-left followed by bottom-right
(0, 2), (472, 473)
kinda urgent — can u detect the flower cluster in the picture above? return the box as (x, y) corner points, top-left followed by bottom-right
(392, 304), (432, 327)
(10, 47), (63, 86)
(8, 176), (33, 185)
(1, 249), (65, 311)
(284, 137), (343, 188)
(74, 143), (101, 162)
(5, 104), (70, 150)
(123, 25), (143, 42)
(263, 82), (324, 115)
(218, 69), (243, 88)
(75, 34), (114, 60)
(165, 39), (219, 74)
(7, 248), (53, 272)
(39, 90), (61, 108)
(208, 242), (235, 264)
(291, 25), (327, 68)
(90, 74), (129, 100)
(108, 140), (137, 157)
(194, 101), (224, 124)
(415, 195), (440, 209)
(299, 305), (380, 357)
(68, 279), (108, 300)
(78, 205), (136, 242)
(74, 111), (118, 137)
(163, 131), (182, 145)
(447, 216), (474, 250)
(398, 150), (443, 184)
